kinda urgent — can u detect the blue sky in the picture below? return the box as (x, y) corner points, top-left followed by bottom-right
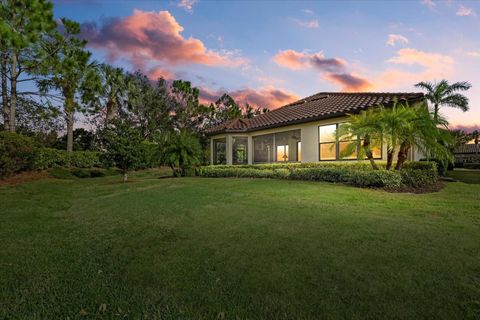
(53, 0), (480, 130)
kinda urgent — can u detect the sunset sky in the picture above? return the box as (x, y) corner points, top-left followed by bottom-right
(53, 0), (480, 131)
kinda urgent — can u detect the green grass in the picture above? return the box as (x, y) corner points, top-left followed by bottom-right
(1, 172), (480, 319)
(447, 169), (480, 184)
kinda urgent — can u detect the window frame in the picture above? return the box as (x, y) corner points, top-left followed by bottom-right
(318, 123), (382, 161)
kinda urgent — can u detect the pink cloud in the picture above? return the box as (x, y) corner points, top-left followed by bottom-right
(273, 49), (371, 91)
(273, 50), (346, 72)
(199, 86), (299, 109)
(456, 5), (476, 17)
(324, 73), (373, 92)
(372, 48), (455, 90)
(449, 124), (480, 133)
(81, 10), (246, 69)
(293, 18), (319, 29)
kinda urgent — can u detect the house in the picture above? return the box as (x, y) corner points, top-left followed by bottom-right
(205, 92), (425, 165)
(454, 144), (480, 167)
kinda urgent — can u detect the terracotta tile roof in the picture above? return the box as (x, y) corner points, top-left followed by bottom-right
(455, 144), (480, 154)
(206, 92), (424, 135)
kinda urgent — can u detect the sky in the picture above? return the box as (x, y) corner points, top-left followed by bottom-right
(53, 0), (480, 131)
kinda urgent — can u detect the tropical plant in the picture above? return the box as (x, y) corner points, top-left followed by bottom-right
(98, 64), (130, 123)
(97, 119), (144, 183)
(157, 129), (202, 177)
(337, 107), (383, 170)
(415, 80), (472, 122)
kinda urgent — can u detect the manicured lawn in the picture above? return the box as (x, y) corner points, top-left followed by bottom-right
(1, 172), (480, 319)
(447, 169), (480, 184)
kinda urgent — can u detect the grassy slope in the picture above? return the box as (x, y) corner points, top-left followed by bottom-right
(1, 173), (480, 319)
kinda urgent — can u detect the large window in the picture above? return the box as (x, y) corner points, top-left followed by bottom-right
(319, 123), (381, 161)
(253, 130), (301, 163)
(213, 138), (226, 164)
(232, 136), (248, 164)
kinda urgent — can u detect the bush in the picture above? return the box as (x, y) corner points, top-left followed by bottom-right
(419, 158), (447, 176)
(32, 148), (101, 170)
(400, 161), (438, 188)
(48, 167), (114, 179)
(0, 132), (35, 179)
(48, 167), (75, 179)
(199, 161), (438, 190)
(71, 168), (91, 178)
(290, 167), (402, 189)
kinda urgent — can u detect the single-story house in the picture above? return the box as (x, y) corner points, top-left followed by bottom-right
(205, 92), (425, 165)
(454, 144), (480, 166)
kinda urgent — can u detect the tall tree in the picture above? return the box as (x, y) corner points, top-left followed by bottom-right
(171, 80), (210, 132)
(37, 19), (101, 152)
(0, 0), (56, 132)
(415, 80), (472, 122)
(124, 72), (172, 139)
(99, 64), (130, 123)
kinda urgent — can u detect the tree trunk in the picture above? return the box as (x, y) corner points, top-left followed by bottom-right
(106, 98), (116, 123)
(433, 103), (439, 123)
(386, 149), (394, 170)
(170, 164), (178, 177)
(8, 53), (17, 133)
(64, 102), (74, 153)
(123, 172), (128, 183)
(362, 137), (379, 170)
(395, 142), (410, 170)
(1, 52), (9, 131)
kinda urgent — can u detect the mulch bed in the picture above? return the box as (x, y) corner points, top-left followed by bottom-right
(0, 171), (51, 186)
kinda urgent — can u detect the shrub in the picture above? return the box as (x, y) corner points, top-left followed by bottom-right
(32, 148), (101, 170)
(48, 167), (75, 179)
(419, 158), (447, 176)
(400, 161), (438, 188)
(71, 168), (91, 178)
(290, 167), (402, 189)
(200, 161), (437, 190)
(0, 132), (35, 179)
(69, 151), (101, 168)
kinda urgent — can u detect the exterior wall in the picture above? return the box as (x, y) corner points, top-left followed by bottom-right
(209, 116), (421, 164)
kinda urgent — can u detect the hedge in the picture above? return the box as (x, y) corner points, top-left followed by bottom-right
(0, 132), (35, 179)
(198, 161), (438, 190)
(32, 148), (101, 170)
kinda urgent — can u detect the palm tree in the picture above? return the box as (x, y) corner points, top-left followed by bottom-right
(158, 129), (202, 177)
(393, 102), (452, 170)
(337, 107), (383, 170)
(99, 64), (130, 123)
(415, 80), (471, 122)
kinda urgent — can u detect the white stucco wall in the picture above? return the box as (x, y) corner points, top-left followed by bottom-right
(209, 116), (421, 165)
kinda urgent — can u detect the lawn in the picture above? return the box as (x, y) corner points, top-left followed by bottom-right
(447, 168), (480, 184)
(1, 172), (480, 319)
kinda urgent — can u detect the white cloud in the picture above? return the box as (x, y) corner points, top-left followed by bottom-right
(456, 5), (476, 17)
(302, 9), (314, 15)
(177, 0), (198, 12)
(386, 34), (409, 46)
(420, 0), (436, 9)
